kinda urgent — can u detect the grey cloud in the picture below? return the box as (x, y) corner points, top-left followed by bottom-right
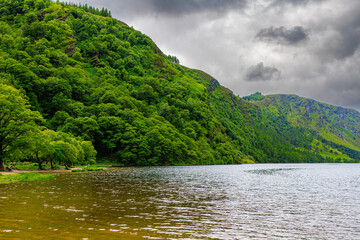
(312, 3), (360, 61)
(72, 0), (248, 19)
(272, 0), (308, 6)
(246, 63), (281, 81)
(270, 0), (323, 7)
(141, 0), (248, 16)
(321, 54), (360, 109)
(256, 26), (308, 45)
(328, 12), (360, 59)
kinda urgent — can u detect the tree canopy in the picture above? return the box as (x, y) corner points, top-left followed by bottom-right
(0, 84), (42, 171)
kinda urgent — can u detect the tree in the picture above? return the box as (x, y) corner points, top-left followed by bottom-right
(0, 84), (43, 171)
(52, 141), (77, 169)
(81, 141), (97, 164)
(167, 55), (180, 64)
(28, 129), (52, 170)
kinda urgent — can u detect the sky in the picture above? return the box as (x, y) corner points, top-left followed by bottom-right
(66, 0), (360, 110)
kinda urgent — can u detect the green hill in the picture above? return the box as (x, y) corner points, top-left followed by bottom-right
(245, 93), (360, 162)
(0, 0), (359, 169)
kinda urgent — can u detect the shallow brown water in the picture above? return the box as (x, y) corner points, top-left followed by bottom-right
(0, 164), (359, 239)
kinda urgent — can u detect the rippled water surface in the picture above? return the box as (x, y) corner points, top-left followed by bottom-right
(0, 164), (359, 239)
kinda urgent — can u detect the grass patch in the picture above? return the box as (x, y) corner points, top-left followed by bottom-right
(71, 166), (104, 172)
(12, 163), (42, 170)
(71, 169), (85, 172)
(0, 172), (55, 184)
(91, 164), (111, 168)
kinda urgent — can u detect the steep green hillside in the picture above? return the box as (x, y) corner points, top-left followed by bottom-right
(0, 0), (359, 168)
(245, 93), (360, 161)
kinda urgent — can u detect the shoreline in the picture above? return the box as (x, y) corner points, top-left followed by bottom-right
(0, 168), (78, 175)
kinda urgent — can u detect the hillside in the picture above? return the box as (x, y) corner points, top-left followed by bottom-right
(0, 0), (359, 169)
(245, 93), (360, 161)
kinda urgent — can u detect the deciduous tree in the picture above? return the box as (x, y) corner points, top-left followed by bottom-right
(0, 84), (42, 171)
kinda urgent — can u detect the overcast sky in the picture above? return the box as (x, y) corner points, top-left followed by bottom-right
(66, 0), (360, 110)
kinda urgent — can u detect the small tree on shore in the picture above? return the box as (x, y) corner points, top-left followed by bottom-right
(28, 129), (53, 170)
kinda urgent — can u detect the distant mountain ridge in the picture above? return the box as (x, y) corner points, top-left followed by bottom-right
(245, 93), (360, 150)
(244, 93), (360, 161)
(0, 0), (359, 166)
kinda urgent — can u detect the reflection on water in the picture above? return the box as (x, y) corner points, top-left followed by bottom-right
(246, 167), (299, 175)
(0, 164), (359, 239)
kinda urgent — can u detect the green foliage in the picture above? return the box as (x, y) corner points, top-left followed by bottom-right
(0, 82), (97, 171)
(243, 92), (265, 101)
(0, 84), (43, 171)
(59, 2), (111, 17)
(167, 55), (180, 64)
(0, 82), (96, 171)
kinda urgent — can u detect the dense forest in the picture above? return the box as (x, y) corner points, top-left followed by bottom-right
(1, 0), (359, 171)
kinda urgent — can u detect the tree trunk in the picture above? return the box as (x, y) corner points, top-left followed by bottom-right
(50, 159), (54, 169)
(36, 151), (43, 170)
(0, 147), (4, 171)
(0, 158), (4, 172)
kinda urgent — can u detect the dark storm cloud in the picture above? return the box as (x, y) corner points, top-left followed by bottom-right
(256, 26), (308, 45)
(141, 0), (248, 16)
(246, 63), (281, 82)
(82, 0), (248, 19)
(325, 11), (360, 59)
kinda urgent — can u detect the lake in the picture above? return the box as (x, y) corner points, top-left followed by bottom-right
(0, 164), (359, 239)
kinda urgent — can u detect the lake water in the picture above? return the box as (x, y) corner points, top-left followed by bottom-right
(0, 164), (359, 239)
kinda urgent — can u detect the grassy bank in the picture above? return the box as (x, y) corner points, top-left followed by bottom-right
(7, 162), (112, 171)
(0, 172), (55, 184)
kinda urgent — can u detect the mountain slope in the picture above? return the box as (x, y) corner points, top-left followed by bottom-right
(1, 0), (359, 165)
(245, 93), (360, 161)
